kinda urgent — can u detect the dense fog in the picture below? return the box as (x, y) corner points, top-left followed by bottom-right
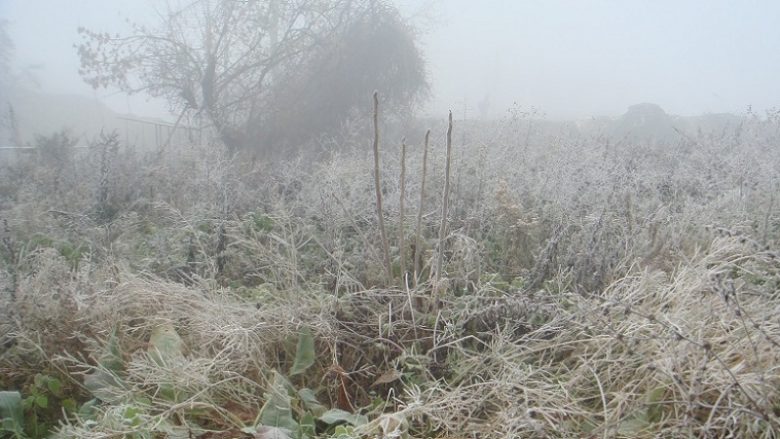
(1, 2), (779, 438)
(2, 1), (779, 127)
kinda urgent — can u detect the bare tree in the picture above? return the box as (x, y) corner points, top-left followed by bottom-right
(0, 20), (17, 145)
(257, 2), (428, 154)
(0, 20), (11, 80)
(77, 0), (374, 151)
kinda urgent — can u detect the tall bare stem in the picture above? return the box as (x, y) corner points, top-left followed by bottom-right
(434, 111), (453, 295)
(413, 130), (430, 288)
(372, 91), (392, 283)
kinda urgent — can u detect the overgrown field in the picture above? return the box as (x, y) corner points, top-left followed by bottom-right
(1, 111), (779, 438)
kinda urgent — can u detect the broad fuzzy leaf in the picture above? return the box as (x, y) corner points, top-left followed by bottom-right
(298, 388), (326, 417)
(289, 327), (315, 376)
(319, 408), (368, 426)
(84, 368), (124, 403)
(0, 391), (23, 433)
(148, 323), (184, 366)
(254, 426), (292, 439)
(258, 372), (298, 432)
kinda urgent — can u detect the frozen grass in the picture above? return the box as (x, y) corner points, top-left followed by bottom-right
(0, 111), (779, 437)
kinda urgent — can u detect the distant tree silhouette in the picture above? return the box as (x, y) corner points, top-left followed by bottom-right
(0, 20), (11, 80)
(77, 0), (427, 155)
(255, 3), (428, 155)
(0, 20), (16, 145)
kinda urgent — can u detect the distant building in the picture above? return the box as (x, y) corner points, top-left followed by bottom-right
(0, 89), (205, 165)
(612, 103), (679, 142)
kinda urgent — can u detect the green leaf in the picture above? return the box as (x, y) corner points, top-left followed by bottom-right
(159, 384), (178, 402)
(289, 328), (315, 376)
(297, 388), (326, 417)
(298, 412), (316, 438)
(100, 328), (125, 373)
(61, 398), (77, 413)
(46, 377), (62, 396)
(148, 325), (186, 402)
(148, 324), (184, 366)
(645, 386), (666, 423)
(258, 372), (298, 432)
(136, 397), (152, 407)
(251, 425), (291, 439)
(617, 414), (650, 435)
(77, 399), (99, 421)
(34, 395), (48, 409)
(123, 406), (142, 427)
(319, 409), (368, 427)
(2, 418), (18, 432)
(124, 406), (140, 419)
(84, 368), (124, 402)
(333, 425), (354, 437)
(0, 391), (24, 433)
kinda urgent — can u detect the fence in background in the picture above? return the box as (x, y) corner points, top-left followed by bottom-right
(0, 116), (205, 166)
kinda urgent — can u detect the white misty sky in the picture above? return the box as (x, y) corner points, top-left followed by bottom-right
(2, 0), (779, 120)
(419, 0), (780, 118)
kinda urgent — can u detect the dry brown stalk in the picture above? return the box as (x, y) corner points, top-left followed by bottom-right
(414, 129), (431, 288)
(372, 91), (392, 283)
(434, 111), (453, 296)
(399, 137), (407, 283)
